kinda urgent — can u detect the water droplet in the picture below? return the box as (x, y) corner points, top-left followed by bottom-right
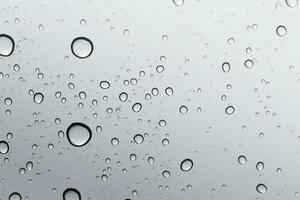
(33, 92), (44, 104)
(173, 0), (184, 6)
(99, 81), (110, 89)
(148, 157), (155, 164)
(225, 106), (235, 115)
(162, 170), (170, 178)
(256, 162), (264, 172)
(129, 153), (137, 161)
(66, 122), (92, 147)
(286, 0), (298, 7)
(4, 98), (12, 106)
(71, 37), (93, 59)
(0, 141), (9, 154)
(156, 65), (165, 73)
(119, 92), (128, 102)
(63, 188), (81, 200)
(276, 25), (287, 37)
(0, 34), (14, 57)
(132, 102), (142, 113)
(26, 161), (33, 170)
(111, 138), (119, 146)
(222, 62), (231, 73)
(244, 59), (254, 69)
(9, 192), (21, 200)
(180, 159), (193, 172)
(165, 87), (174, 96)
(256, 184), (267, 194)
(133, 134), (144, 144)
(238, 155), (247, 165)
(80, 19), (87, 26)
(179, 105), (188, 114)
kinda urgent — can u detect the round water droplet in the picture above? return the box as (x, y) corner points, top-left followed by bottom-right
(9, 192), (21, 200)
(225, 106), (235, 115)
(238, 155), (247, 165)
(4, 98), (12, 106)
(33, 92), (44, 104)
(156, 65), (165, 73)
(99, 81), (110, 89)
(173, 0), (184, 6)
(162, 170), (170, 178)
(63, 188), (81, 200)
(222, 62), (231, 73)
(165, 87), (174, 96)
(71, 37), (93, 59)
(180, 159), (193, 172)
(132, 102), (142, 113)
(0, 141), (9, 154)
(179, 105), (188, 114)
(256, 161), (264, 172)
(286, 0), (298, 7)
(276, 25), (287, 37)
(133, 134), (144, 144)
(0, 34), (15, 57)
(119, 92), (128, 102)
(111, 138), (119, 146)
(256, 184), (267, 194)
(66, 122), (92, 147)
(244, 59), (254, 69)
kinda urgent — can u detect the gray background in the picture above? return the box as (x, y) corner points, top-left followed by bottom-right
(0, 0), (300, 199)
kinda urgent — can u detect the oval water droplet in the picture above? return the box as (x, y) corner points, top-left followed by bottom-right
(180, 159), (193, 172)
(256, 184), (267, 194)
(99, 81), (110, 89)
(71, 37), (93, 59)
(238, 155), (247, 165)
(0, 34), (15, 57)
(0, 141), (9, 154)
(132, 102), (142, 113)
(66, 122), (92, 147)
(222, 62), (231, 73)
(256, 161), (264, 172)
(119, 92), (128, 102)
(63, 188), (81, 200)
(33, 92), (44, 104)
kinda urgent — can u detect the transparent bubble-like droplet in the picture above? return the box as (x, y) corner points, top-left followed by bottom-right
(63, 188), (81, 200)
(162, 170), (170, 178)
(180, 159), (193, 172)
(286, 0), (298, 7)
(165, 87), (174, 96)
(99, 81), (110, 89)
(244, 59), (254, 69)
(156, 65), (165, 73)
(222, 62), (231, 73)
(173, 0), (184, 6)
(225, 106), (235, 115)
(71, 37), (93, 59)
(129, 153), (137, 161)
(133, 134), (144, 144)
(66, 122), (92, 147)
(119, 92), (128, 102)
(9, 192), (21, 200)
(132, 102), (142, 113)
(179, 105), (188, 114)
(33, 92), (44, 104)
(111, 137), (119, 146)
(4, 98), (12, 106)
(238, 155), (247, 165)
(276, 25), (287, 37)
(256, 184), (267, 194)
(0, 141), (9, 154)
(26, 161), (33, 170)
(256, 162), (264, 172)
(148, 156), (155, 164)
(0, 34), (15, 57)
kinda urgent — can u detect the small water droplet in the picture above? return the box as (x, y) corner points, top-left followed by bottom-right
(244, 59), (254, 69)
(0, 141), (9, 154)
(99, 81), (110, 89)
(256, 162), (264, 172)
(173, 0), (184, 6)
(238, 155), (247, 165)
(132, 103), (142, 113)
(119, 92), (128, 102)
(276, 25), (287, 37)
(225, 106), (235, 115)
(179, 105), (188, 114)
(33, 92), (44, 104)
(111, 138), (119, 146)
(133, 134), (144, 144)
(222, 62), (231, 73)
(256, 184), (267, 194)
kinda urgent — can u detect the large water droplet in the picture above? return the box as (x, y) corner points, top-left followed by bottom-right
(133, 134), (144, 144)
(9, 192), (21, 200)
(256, 184), (267, 194)
(63, 188), (81, 200)
(33, 92), (44, 104)
(0, 34), (14, 57)
(119, 92), (128, 102)
(0, 141), (9, 154)
(173, 0), (184, 6)
(66, 123), (92, 147)
(71, 37), (93, 59)
(285, 0), (298, 7)
(180, 159), (193, 172)
(132, 102), (142, 113)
